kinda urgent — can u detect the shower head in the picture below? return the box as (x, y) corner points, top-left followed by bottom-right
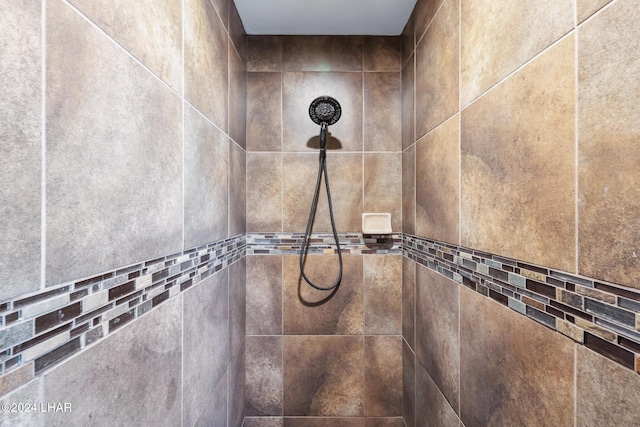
(309, 96), (341, 126)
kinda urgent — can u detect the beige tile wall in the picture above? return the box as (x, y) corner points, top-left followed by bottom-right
(403, 0), (640, 425)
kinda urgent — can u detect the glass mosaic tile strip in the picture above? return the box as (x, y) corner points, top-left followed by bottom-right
(246, 232), (403, 255)
(0, 234), (246, 395)
(403, 233), (640, 375)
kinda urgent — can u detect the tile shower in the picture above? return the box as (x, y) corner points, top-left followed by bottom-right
(1, 1), (640, 427)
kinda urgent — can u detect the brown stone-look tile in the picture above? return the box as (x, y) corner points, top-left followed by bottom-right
(414, 0), (445, 43)
(415, 265), (460, 413)
(247, 72), (282, 151)
(402, 54), (415, 150)
(246, 418), (284, 427)
(282, 36), (363, 71)
(229, 0), (247, 64)
(229, 141), (246, 236)
(184, 104), (229, 248)
(43, 296), (182, 426)
(0, 363), (34, 397)
(577, 0), (613, 23)
(364, 73), (402, 152)
(183, 270), (229, 427)
(403, 258), (416, 350)
(46, 0), (182, 285)
(282, 153), (362, 233)
(246, 255), (282, 335)
(209, 0), (229, 30)
(229, 258), (246, 356)
(365, 336), (402, 417)
(282, 72), (363, 152)
(284, 419), (364, 427)
(364, 37), (402, 71)
(283, 335), (365, 416)
(460, 36), (575, 272)
(403, 341), (416, 427)
(576, 346), (640, 426)
(460, 0), (573, 105)
(402, 144), (416, 235)
(246, 336), (283, 417)
(364, 255), (402, 334)
(229, 47), (247, 149)
(0, 0), (41, 300)
(248, 36), (282, 72)
(415, 0), (458, 139)
(459, 286), (574, 427)
(228, 333), (245, 427)
(247, 153), (282, 232)
(402, 12), (415, 67)
(283, 255), (363, 335)
(416, 361), (460, 427)
(68, 0), (181, 90)
(578, 0), (640, 290)
(364, 154), (402, 233)
(416, 116), (459, 245)
(185, 0), (228, 130)
(195, 372), (227, 427)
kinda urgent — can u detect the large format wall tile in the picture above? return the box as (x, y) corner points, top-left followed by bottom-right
(402, 341), (416, 427)
(402, 144), (416, 235)
(415, 265), (459, 413)
(0, 380), (39, 427)
(246, 418), (284, 427)
(416, 115), (459, 245)
(247, 255), (283, 335)
(42, 296), (182, 426)
(283, 153), (362, 233)
(364, 255), (402, 335)
(364, 154), (402, 233)
(364, 37), (402, 72)
(229, 1), (247, 64)
(0, 0), (41, 300)
(285, 419), (364, 427)
(415, 0), (458, 139)
(413, 0), (446, 44)
(576, 346), (640, 426)
(460, 286), (574, 427)
(282, 72), (363, 152)
(183, 270), (229, 427)
(416, 361), (460, 427)
(460, 0), (573, 105)
(247, 72), (282, 151)
(282, 36), (363, 72)
(246, 336), (283, 417)
(284, 255), (363, 335)
(68, 0), (181, 91)
(401, 56), (415, 152)
(228, 342), (246, 427)
(248, 36), (282, 72)
(364, 73), (402, 152)
(283, 335), (365, 416)
(229, 258), (246, 356)
(247, 153), (283, 232)
(364, 336), (402, 417)
(184, 104), (229, 248)
(229, 46), (247, 148)
(578, 0), (640, 290)
(402, 258), (416, 350)
(46, 0), (182, 285)
(185, 0), (228, 130)
(229, 141), (247, 236)
(195, 372), (228, 427)
(460, 36), (575, 272)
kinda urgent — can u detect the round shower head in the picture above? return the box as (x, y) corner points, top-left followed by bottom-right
(309, 96), (341, 126)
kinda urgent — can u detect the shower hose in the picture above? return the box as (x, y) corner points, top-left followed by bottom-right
(299, 138), (343, 291)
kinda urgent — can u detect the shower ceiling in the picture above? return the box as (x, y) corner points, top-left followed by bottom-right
(234, 0), (417, 35)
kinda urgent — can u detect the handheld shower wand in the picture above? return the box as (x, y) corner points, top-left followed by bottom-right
(300, 96), (343, 291)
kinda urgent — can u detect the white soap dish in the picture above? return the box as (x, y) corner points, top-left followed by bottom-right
(362, 213), (392, 234)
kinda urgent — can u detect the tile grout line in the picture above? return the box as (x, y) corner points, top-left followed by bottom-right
(574, 18), (580, 277)
(40, 0), (47, 291)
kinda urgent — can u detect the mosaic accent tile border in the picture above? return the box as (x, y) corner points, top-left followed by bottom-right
(246, 232), (403, 255)
(0, 235), (246, 396)
(404, 234), (640, 375)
